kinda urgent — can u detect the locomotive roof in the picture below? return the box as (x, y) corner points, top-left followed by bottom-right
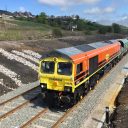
(41, 44), (94, 59)
(55, 41), (110, 58)
(88, 42), (110, 48)
(41, 40), (118, 59)
(103, 40), (117, 44)
(57, 44), (95, 57)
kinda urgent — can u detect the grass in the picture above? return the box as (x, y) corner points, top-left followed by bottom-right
(8, 19), (52, 30)
(0, 19), (53, 41)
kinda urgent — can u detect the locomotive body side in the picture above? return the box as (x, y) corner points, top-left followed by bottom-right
(71, 42), (121, 88)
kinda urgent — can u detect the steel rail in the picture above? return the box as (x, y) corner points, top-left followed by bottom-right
(0, 86), (39, 106)
(20, 108), (48, 128)
(0, 95), (39, 121)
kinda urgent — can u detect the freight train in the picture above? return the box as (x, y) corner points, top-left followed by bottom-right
(38, 39), (128, 107)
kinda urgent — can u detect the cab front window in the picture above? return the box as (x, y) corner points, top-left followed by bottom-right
(57, 62), (72, 76)
(41, 61), (55, 74)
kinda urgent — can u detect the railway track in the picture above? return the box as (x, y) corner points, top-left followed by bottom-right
(0, 88), (83, 128)
(0, 86), (39, 106)
(17, 72), (111, 128)
(0, 86), (40, 121)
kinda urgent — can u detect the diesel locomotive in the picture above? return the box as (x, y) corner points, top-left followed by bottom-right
(38, 39), (128, 107)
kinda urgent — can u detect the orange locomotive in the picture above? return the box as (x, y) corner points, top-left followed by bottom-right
(39, 39), (125, 107)
(72, 41), (121, 87)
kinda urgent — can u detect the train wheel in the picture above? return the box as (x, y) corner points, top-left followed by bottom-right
(72, 91), (78, 105)
(89, 76), (97, 90)
(46, 91), (55, 108)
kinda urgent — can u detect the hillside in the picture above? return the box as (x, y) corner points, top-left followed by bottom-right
(0, 19), (53, 41)
(0, 18), (127, 41)
(0, 9), (128, 41)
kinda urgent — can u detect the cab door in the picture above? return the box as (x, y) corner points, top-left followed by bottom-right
(89, 55), (98, 75)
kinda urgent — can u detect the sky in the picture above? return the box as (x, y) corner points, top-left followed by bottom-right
(0, 0), (128, 25)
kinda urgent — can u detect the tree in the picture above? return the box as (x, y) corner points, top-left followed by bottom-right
(112, 23), (121, 33)
(36, 12), (47, 24)
(107, 26), (112, 33)
(98, 27), (107, 34)
(77, 19), (86, 31)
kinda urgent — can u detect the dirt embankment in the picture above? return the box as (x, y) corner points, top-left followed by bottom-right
(0, 34), (125, 51)
(111, 78), (128, 128)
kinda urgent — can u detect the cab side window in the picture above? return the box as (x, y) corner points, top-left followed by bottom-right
(77, 63), (83, 74)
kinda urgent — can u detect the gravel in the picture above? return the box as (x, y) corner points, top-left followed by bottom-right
(22, 50), (42, 59)
(30, 109), (64, 128)
(0, 52), (38, 84)
(12, 50), (39, 64)
(0, 48), (38, 71)
(0, 72), (20, 90)
(0, 84), (11, 96)
(0, 64), (22, 86)
(0, 47), (40, 96)
(0, 78), (15, 91)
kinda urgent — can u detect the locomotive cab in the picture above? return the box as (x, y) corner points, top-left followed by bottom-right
(39, 57), (74, 94)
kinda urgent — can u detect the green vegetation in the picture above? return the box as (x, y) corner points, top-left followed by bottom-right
(98, 26), (112, 34)
(84, 30), (92, 35)
(36, 12), (47, 24)
(52, 28), (62, 38)
(34, 12), (128, 35)
(112, 23), (121, 33)
(0, 11), (128, 41)
(0, 19), (52, 41)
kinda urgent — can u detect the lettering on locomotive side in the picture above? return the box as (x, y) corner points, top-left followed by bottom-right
(49, 78), (62, 81)
(106, 54), (110, 61)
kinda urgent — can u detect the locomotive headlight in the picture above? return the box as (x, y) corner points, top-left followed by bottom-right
(40, 83), (47, 89)
(41, 85), (45, 88)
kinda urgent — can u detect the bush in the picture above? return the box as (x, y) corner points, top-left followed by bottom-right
(112, 23), (121, 33)
(98, 27), (107, 34)
(52, 28), (62, 37)
(84, 30), (92, 35)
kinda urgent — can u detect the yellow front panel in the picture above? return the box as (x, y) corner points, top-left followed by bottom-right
(40, 75), (73, 91)
(39, 57), (75, 92)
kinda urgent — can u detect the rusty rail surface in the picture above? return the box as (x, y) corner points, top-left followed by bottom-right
(0, 95), (39, 121)
(0, 86), (39, 106)
(20, 108), (48, 128)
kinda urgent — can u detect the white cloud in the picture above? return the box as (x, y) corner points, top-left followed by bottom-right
(38, 0), (100, 7)
(84, 7), (115, 15)
(19, 6), (26, 12)
(84, 7), (100, 14)
(104, 7), (115, 13)
(121, 16), (128, 20)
